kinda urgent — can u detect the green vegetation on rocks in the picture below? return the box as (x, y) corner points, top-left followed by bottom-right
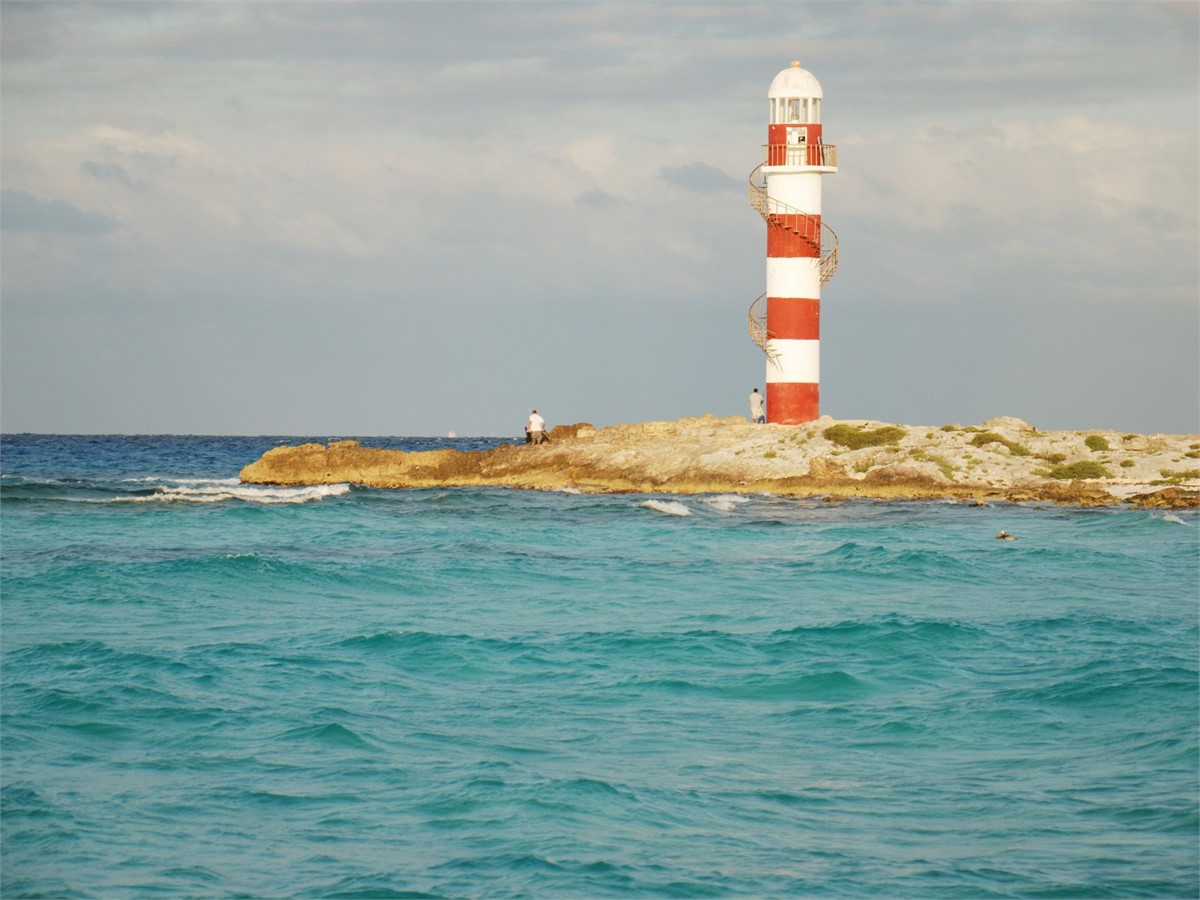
(1154, 468), (1200, 485)
(969, 432), (1031, 456)
(1085, 435), (1110, 452)
(910, 449), (957, 480)
(1041, 461), (1113, 480)
(823, 424), (907, 450)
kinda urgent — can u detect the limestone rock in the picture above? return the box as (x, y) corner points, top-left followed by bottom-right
(982, 416), (1034, 431)
(862, 462), (951, 486)
(239, 415), (1200, 508)
(808, 456), (847, 478)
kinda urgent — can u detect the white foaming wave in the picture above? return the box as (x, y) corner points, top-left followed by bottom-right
(555, 486), (583, 494)
(1151, 512), (1191, 526)
(119, 482), (351, 505)
(703, 494), (750, 513)
(640, 499), (692, 517)
(124, 476), (241, 486)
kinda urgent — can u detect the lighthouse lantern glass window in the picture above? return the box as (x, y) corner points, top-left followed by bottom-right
(770, 96), (821, 125)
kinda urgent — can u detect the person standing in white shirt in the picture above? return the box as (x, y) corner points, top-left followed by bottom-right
(749, 389), (765, 424)
(527, 410), (547, 444)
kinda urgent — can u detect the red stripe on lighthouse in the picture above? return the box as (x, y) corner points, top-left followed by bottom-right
(766, 214), (821, 257)
(766, 297), (819, 340)
(767, 124), (823, 145)
(767, 383), (819, 425)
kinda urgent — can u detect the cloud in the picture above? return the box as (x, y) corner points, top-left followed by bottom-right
(659, 163), (738, 194)
(574, 189), (626, 208)
(1, 189), (120, 235)
(832, 114), (1198, 305)
(80, 160), (136, 189)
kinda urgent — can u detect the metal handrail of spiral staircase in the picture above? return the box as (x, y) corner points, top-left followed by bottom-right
(747, 292), (782, 369)
(748, 164), (839, 286)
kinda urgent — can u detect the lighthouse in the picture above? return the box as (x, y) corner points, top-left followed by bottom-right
(748, 60), (838, 424)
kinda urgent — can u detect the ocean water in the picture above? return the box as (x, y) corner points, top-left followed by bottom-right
(2, 434), (1197, 899)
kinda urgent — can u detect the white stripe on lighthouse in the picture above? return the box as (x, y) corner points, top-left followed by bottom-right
(765, 257), (821, 299)
(763, 175), (823, 211)
(764, 339), (820, 383)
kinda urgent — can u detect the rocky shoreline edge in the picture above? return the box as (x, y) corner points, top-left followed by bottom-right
(240, 415), (1200, 509)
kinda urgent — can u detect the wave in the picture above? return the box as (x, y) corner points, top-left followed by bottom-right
(114, 482), (351, 505)
(277, 721), (375, 749)
(3, 476), (351, 506)
(122, 476), (240, 485)
(639, 499), (691, 517)
(1150, 511), (1191, 526)
(702, 494), (751, 513)
(635, 669), (872, 702)
(789, 540), (975, 579)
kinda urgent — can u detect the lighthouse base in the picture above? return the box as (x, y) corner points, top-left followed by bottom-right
(766, 383), (819, 424)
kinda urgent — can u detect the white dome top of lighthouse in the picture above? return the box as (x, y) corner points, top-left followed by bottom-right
(768, 60), (823, 99)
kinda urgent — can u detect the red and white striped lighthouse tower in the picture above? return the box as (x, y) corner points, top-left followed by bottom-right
(748, 60), (839, 424)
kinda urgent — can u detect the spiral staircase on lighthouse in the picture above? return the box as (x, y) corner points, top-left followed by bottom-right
(747, 161), (839, 365)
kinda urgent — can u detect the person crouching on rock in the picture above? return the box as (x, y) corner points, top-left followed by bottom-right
(527, 409), (548, 445)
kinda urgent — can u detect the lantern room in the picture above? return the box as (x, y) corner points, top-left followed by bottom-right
(766, 60), (833, 168)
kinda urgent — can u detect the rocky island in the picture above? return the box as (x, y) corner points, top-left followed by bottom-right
(239, 415), (1200, 508)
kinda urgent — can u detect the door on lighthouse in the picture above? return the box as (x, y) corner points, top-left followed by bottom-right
(786, 126), (807, 165)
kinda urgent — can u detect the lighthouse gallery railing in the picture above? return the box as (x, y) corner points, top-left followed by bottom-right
(762, 141), (838, 168)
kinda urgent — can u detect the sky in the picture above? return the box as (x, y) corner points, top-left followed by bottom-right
(2, 0), (1197, 437)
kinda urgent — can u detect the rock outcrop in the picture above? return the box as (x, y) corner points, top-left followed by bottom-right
(240, 415), (1200, 508)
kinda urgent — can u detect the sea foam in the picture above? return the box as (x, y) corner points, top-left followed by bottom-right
(640, 499), (691, 516)
(703, 494), (751, 513)
(126, 482), (351, 504)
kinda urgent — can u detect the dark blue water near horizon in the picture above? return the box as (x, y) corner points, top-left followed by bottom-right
(2, 434), (1197, 898)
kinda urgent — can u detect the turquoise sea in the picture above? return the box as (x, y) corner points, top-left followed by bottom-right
(2, 434), (1197, 898)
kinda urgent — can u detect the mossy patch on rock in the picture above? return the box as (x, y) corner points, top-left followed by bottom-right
(1041, 460), (1113, 480)
(1154, 468), (1200, 485)
(969, 432), (1030, 456)
(823, 424), (906, 450)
